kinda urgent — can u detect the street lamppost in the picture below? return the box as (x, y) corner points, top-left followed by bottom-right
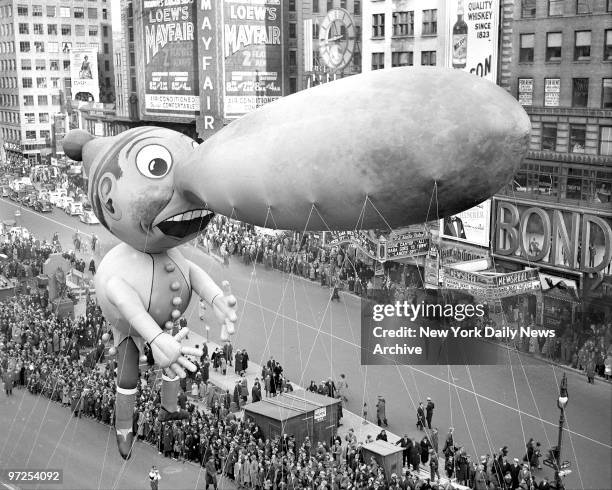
(555, 373), (569, 489)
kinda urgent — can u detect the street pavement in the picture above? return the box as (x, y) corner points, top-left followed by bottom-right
(1, 198), (611, 490)
(0, 388), (234, 490)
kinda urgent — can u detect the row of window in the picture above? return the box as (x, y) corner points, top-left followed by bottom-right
(519, 29), (612, 62)
(0, 110), (19, 124)
(510, 163), (611, 206)
(521, 0), (612, 18)
(18, 41), (109, 54)
(17, 22), (107, 37)
(18, 58), (111, 72)
(372, 10), (437, 38)
(371, 50), (436, 70)
(540, 124), (612, 156)
(0, 94), (19, 108)
(23, 95), (62, 106)
(288, 0), (361, 15)
(22, 112), (50, 124)
(16, 5), (108, 20)
(517, 77), (611, 108)
(1, 128), (20, 143)
(24, 129), (51, 140)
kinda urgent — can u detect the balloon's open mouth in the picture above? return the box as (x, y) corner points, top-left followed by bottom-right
(157, 209), (214, 238)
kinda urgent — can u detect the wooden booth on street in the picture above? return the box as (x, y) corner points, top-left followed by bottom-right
(243, 390), (340, 447)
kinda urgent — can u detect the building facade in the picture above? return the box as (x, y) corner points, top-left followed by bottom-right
(495, 0), (612, 324)
(286, 0), (362, 93)
(0, 0), (114, 165)
(362, 0), (449, 72)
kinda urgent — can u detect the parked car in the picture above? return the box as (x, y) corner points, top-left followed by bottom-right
(55, 195), (74, 210)
(48, 189), (68, 206)
(0, 185), (11, 198)
(33, 200), (53, 213)
(65, 201), (83, 216)
(80, 209), (100, 225)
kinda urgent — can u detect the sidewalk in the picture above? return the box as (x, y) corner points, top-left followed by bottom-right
(181, 330), (468, 489)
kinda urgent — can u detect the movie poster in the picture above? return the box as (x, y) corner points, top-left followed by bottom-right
(222, 0), (283, 119)
(142, 0), (199, 117)
(70, 49), (100, 102)
(440, 199), (492, 247)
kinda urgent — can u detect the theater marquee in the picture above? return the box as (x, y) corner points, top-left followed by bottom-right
(492, 199), (612, 274)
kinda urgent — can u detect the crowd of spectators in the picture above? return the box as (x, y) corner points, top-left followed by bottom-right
(200, 216), (612, 384)
(0, 222), (607, 490)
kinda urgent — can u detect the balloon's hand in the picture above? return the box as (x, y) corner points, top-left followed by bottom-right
(212, 281), (237, 340)
(150, 328), (202, 377)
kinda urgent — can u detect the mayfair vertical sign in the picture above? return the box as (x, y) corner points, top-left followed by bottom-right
(197, 0), (223, 136)
(222, 0), (283, 119)
(142, 0), (199, 118)
(493, 199), (612, 274)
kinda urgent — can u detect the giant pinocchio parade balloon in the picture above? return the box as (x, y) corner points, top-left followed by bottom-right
(63, 67), (530, 459)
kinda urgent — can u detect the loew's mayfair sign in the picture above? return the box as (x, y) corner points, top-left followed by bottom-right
(493, 199), (612, 274)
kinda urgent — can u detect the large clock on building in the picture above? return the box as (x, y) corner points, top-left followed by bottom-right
(319, 8), (357, 73)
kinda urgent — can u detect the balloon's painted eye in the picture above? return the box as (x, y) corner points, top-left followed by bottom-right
(135, 145), (172, 179)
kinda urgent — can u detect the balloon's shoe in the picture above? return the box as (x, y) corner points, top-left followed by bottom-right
(116, 428), (133, 460)
(158, 407), (190, 422)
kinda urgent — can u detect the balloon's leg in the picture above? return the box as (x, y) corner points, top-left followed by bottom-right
(115, 337), (139, 460)
(158, 369), (189, 422)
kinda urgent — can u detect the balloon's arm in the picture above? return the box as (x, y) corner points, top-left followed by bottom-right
(187, 260), (223, 307)
(105, 275), (162, 344)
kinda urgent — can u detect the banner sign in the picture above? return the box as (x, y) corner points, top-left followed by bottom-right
(518, 78), (533, 106)
(222, 0), (283, 119)
(196, 0), (223, 137)
(493, 199), (612, 274)
(385, 237), (430, 260)
(443, 266), (540, 299)
(424, 243), (441, 289)
(544, 78), (560, 107)
(70, 49), (100, 102)
(327, 230), (379, 260)
(440, 200), (491, 247)
(142, 0), (199, 117)
(447, 0), (500, 83)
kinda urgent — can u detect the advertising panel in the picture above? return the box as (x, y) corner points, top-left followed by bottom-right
(222, 0), (283, 119)
(70, 49), (100, 102)
(447, 0), (500, 83)
(196, 0), (223, 138)
(518, 78), (533, 106)
(141, 0), (199, 118)
(544, 78), (560, 107)
(492, 198), (612, 274)
(440, 199), (491, 247)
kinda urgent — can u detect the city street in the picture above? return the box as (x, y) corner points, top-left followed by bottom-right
(1, 197), (610, 490)
(0, 388), (232, 490)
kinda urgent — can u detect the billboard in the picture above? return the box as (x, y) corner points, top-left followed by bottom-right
(447, 0), (500, 83)
(141, 0), (199, 118)
(70, 49), (100, 102)
(440, 199), (491, 247)
(492, 198), (612, 274)
(222, 0), (283, 119)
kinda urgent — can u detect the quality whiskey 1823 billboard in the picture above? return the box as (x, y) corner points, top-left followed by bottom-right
(222, 0), (283, 120)
(141, 0), (199, 119)
(446, 0), (499, 83)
